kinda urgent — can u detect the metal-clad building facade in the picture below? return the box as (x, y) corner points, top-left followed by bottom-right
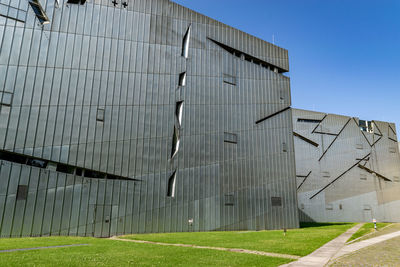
(0, 0), (299, 237)
(293, 109), (400, 222)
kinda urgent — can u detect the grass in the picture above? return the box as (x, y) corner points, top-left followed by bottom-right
(0, 237), (291, 267)
(122, 222), (355, 257)
(0, 223), (355, 266)
(347, 223), (392, 242)
(347, 223), (391, 242)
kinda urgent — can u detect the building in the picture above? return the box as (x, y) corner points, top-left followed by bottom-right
(0, 0), (299, 237)
(293, 109), (400, 222)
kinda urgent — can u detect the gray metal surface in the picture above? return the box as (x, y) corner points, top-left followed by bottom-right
(0, 0), (299, 237)
(293, 109), (400, 222)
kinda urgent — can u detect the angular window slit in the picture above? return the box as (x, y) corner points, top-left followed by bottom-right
(0, 151), (27, 164)
(56, 163), (75, 174)
(175, 101), (184, 126)
(167, 171), (177, 197)
(171, 127), (180, 158)
(28, 0), (50, 25)
(17, 185), (28, 201)
(178, 72), (187, 87)
(207, 37), (288, 74)
(27, 158), (47, 168)
(182, 25), (191, 58)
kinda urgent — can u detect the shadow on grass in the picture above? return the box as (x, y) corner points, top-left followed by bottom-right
(300, 222), (352, 228)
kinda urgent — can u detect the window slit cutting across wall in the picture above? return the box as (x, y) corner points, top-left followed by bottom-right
(175, 101), (184, 127)
(28, 0), (49, 25)
(167, 171), (177, 197)
(182, 25), (191, 58)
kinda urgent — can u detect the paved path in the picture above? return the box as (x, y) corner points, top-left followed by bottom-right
(333, 230), (400, 259)
(110, 236), (300, 260)
(281, 223), (363, 267)
(0, 244), (89, 253)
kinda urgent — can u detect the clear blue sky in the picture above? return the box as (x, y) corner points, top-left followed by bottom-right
(172, 0), (400, 134)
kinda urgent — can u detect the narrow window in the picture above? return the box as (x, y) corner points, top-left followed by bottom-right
(67, 0), (86, 4)
(27, 158), (47, 168)
(167, 171), (176, 197)
(28, 0), (50, 25)
(326, 204), (333, 210)
(171, 127), (180, 158)
(17, 185), (28, 201)
(178, 72), (187, 87)
(0, 151), (27, 164)
(56, 164), (75, 174)
(297, 118), (322, 123)
(96, 108), (105, 122)
(182, 25), (191, 58)
(175, 101), (184, 126)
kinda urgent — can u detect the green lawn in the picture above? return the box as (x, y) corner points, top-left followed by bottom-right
(122, 222), (355, 257)
(347, 223), (391, 242)
(0, 237), (291, 267)
(0, 223), (355, 266)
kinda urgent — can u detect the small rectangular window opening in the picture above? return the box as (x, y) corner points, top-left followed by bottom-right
(167, 171), (176, 197)
(271, 197), (282, 207)
(175, 101), (184, 127)
(171, 127), (180, 158)
(178, 72), (187, 87)
(182, 25), (191, 58)
(224, 132), (238, 144)
(223, 74), (236, 86)
(0, 92), (13, 106)
(28, 0), (50, 25)
(17, 185), (28, 201)
(96, 108), (105, 122)
(224, 194), (234, 206)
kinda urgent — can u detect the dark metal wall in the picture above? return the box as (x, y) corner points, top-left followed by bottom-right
(0, 0), (299, 237)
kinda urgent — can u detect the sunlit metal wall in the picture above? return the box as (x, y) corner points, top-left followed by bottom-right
(293, 109), (400, 222)
(0, 0), (298, 237)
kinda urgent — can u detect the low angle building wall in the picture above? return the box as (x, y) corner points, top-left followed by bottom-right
(0, 0), (299, 237)
(293, 109), (400, 223)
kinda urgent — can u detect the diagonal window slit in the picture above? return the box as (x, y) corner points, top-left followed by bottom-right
(178, 72), (187, 87)
(171, 127), (180, 158)
(28, 0), (50, 25)
(207, 37), (288, 74)
(182, 25), (191, 58)
(175, 101), (184, 127)
(167, 171), (177, 197)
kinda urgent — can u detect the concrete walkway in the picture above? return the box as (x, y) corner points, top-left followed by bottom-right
(281, 223), (363, 267)
(333, 230), (400, 259)
(110, 236), (300, 260)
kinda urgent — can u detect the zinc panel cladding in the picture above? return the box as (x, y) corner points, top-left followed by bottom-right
(293, 109), (400, 223)
(0, 0), (298, 237)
